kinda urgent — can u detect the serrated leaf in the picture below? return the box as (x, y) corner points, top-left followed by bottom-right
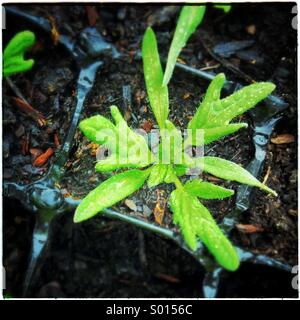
(79, 115), (115, 145)
(209, 82), (276, 128)
(3, 30), (36, 77)
(184, 179), (234, 199)
(74, 169), (150, 222)
(170, 188), (240, 271)
(142, 27), (169, 129)
(79, 106), (153, 170)
(163, 5), (206, 86)
(147, 164), (169, 187)
(188, 123), (248, 146)
(203, 156), (277, 196)
(188, 73), (225, 130)
(188, 74), (275, 129)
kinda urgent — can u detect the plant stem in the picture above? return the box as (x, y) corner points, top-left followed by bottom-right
(173, 175), (183, 189)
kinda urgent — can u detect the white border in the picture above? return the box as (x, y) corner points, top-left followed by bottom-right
(0, 0), (299, 301)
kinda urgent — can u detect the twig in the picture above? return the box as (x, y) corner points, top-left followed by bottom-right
(200, 64), (220, 71)
(6, 77), (46, 127)
(262, 165), (271, 185)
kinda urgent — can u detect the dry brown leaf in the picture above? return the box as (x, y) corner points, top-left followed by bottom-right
(271, 134), (295, 144)
(155, 273), (181, 283)
(30, 148), (43, 160)
(141, 119), (154, 133)
(236, 224), (265, 234)
(48, 16), (60, 45)
(33, 148), (54, 167)
(154, 189), (167, 225)
(85, 6), (99, 26)
(12, 96), (46, 127)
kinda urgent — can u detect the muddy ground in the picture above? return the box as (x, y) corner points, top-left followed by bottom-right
(3, 3), (297, 298)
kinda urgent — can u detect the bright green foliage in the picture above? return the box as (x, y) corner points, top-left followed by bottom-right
(202, 157), (277, 196)
(184, 179), (234, 199)
(189, 123), (248, 146)
(214, 4), (232, 13)
(75, 6), (277, 271)
(79, 105), (152, 172)
(3, 30), (36, 77)
(74, 169), (151, 222)
(148, 164), (169, 188)
(188, 74), (275, 130)
(163, 5), (206, 86)
(142, 27), (169, 129)
(170, 188), (239, 271)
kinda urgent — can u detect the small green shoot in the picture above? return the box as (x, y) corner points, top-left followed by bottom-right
(163, 5), (206, 86)
(214, 4), (232, 13)
(142, 27), (169, 128)
(3, 30), (36, 77)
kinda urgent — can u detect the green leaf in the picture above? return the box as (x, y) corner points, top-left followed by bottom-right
(163, 5), (206, 86)
(188, 123), (248, 146)
(74, 169), (150, 222)
(147, 164), (169, 187)
(188, 73), (225, 130)
(173, 164), (188, 177)
(79, 106), (153, 170)
(95, 157), (146, 172)
(203, 156), (277, 196)
(214, 5), (232, 13)
(161, 165), (186, 184)
(3, 30), (36, 77)
(188, 74), (275, 129)
(209, 82), (276, 128)
(110, 106), (152, 160)
(79, 115), (115, 145)
(170, 188), (240, 271)
(184, 179), (234, 199)
(142, 27), (169, 129)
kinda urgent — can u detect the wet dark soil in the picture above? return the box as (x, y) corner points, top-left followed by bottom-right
(3, 3), (297, 298)
(3, 27), (76, 183)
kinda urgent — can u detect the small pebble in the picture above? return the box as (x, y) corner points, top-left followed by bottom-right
(246, 24), (256, 35)
(125, 199), (137, 211)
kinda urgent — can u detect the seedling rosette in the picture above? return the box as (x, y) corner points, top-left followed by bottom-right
(74, 13), (276, 271)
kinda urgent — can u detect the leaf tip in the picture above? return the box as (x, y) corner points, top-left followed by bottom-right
(226, 253), (240, 272)
(73, 209), (83, 223)
(216, 72), (226, 81)
(228, 189), (235, 196)
(262, 184), (277, 197)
